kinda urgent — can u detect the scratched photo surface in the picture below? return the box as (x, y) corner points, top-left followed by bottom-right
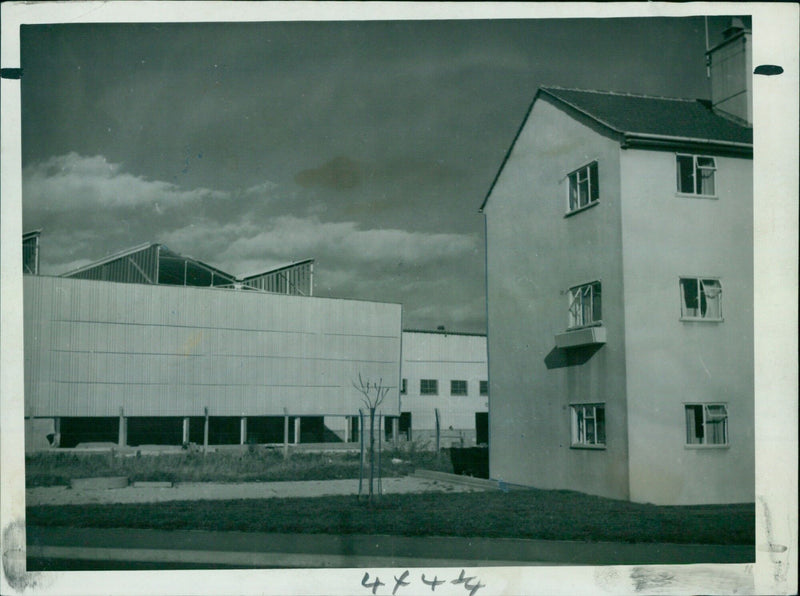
(8, 8), (776, 589)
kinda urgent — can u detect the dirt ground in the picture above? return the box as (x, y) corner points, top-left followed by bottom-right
(26, 475), (485, 506)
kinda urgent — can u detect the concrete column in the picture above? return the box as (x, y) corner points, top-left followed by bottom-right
(240, 417), (247, 445)
(283, 408), (289, 458)
(118, 407), (127, 447)
(294, 417), (301, 445)
(53, 417), (61, 448)
(203, 407), (209, 452)
(182, 417), (190, 444)
(392, 417), (398, 444)
(344, 416), (350, 443)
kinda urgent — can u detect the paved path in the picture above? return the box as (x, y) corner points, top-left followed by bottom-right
(27, 526), (755, 569)
(26, 476), (484, 506)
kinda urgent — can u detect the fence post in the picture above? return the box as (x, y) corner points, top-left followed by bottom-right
(283, 407), (289, 459)
(118, 406), (127, 448)
(434, 407), (440, 454)
(203, 407), (209, 454)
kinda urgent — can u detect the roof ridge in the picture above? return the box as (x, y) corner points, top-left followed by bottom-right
(541, 85), (699, 104)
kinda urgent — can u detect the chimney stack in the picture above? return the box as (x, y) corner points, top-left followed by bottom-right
(706, 18), (752, 126)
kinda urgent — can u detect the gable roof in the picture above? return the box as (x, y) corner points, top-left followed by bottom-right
(480, 86), (752, 212)
(540, 87), (752, 146)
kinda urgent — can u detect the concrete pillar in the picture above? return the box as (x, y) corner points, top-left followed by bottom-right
(294, 417), (301, 445)
(53, 417), (61, 448)
(240, 417), (247, 445)
(344, 416), (351, 443)
(182, 417), (190, 444)
(118, 407), (127, 447)
(203, 407), (209, 452)
(392, 417), (398, 444)
(283, 408), (289, 458)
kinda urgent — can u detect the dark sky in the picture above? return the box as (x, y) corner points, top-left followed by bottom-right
(20, 16), (742, 333)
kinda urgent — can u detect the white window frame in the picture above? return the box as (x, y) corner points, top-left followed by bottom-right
(679, 277), (723, 321)
(400, 379), (407, 395)
(566, 160), (599, 214)
(479, 380), (488, 396)
(570, 403), (606, 448)
(568, 281), (602, 329)
(420, 379), (438, 396)
(676, 154), (717, 197)
(450, 380), (468, 396)
(684, 403), (729, 447)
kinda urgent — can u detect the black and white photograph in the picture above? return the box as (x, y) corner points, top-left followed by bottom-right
(1, 2), (797, 595)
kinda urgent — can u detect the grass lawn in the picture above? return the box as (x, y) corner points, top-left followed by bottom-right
(26, 489), (754, 545)
(26, 445), (453, 487)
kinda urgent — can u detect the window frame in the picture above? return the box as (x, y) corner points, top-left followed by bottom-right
(400, 378), (407, 395)
(570, 403), (606, 448)
(676, 153), (717, 198)
(679, 276), (723, 322)
(479, 380), (488, 396)
(568, 280), (602, 329)
(566, 160), (600, 215)
(684, 403), (729, 447)
(450, 380), (468, 396)
(420, 379), (438, 396)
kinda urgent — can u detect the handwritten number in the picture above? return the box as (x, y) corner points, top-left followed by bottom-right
(392, 570), (411, 595)
(421, 574), (446, 591)
(451, 570), (475, 585)
(362, 572), (385, 595)
(464, 578), (486, 596)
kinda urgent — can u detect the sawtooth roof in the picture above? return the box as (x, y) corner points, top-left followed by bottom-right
(540, 87), (752, 145)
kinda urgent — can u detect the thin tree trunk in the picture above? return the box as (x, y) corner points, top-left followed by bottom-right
(369, 407), (375, 503)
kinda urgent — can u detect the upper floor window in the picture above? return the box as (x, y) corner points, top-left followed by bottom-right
(420, 379), (438, 395)
(567, 161), (599, 213)
(568, 281), (602, 328)
(479, 380), (488, 396)
(685, 403), (728, 446)
(450, 380), (468, 396)
(571, 403), (606, 447)
(676, 154), (716, 197)
(400, 379), (407, 394)
(680, 277), (722, 321)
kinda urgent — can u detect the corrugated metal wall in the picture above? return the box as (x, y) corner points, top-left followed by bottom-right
(241, 262), (313, 296)
(24, 276), (401, 417)
(23, 234), (40, 275)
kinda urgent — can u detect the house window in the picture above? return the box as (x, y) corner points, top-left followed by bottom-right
(571, 404), (605, 447)
(680, 278), (722, 320)
(479, 380), (488, 396)
(450, 380), (468, 396)
(400, 379), (407, 395)
(420, 379), (438, 395)
(567, 161), (599, 212)
(676, 154), (716, 196)
(685, 404), (728, 446)
(568, 281), (602, 328)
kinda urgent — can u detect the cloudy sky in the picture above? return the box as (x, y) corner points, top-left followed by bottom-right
(21, 15), (742, 333)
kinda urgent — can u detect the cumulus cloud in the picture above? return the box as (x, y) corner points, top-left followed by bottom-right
(218, 216), (477, 269)
(23, 152), (229, 213)
(23, 152), (486, 332)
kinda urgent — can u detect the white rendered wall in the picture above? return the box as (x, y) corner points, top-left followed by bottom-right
(620, 148), (754, 504)
(399, 331), (487, 444)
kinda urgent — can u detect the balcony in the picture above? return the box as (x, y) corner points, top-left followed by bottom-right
(554, 325), (607, 349)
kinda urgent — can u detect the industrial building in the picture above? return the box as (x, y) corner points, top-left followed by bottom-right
(395, 329), (488, 447)
(480, 22), (753, 505)
(23, 241), (401, 450)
